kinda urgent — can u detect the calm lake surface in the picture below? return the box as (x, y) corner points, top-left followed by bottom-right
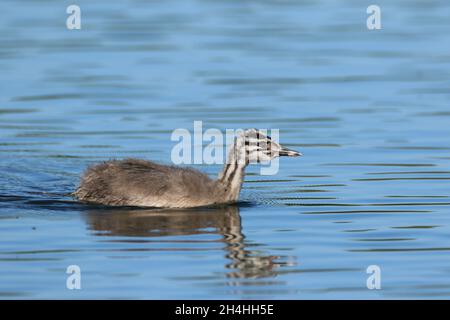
(1, 0), (450, 299)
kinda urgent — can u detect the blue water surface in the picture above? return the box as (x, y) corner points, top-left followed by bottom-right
(1, 0), (450, 299)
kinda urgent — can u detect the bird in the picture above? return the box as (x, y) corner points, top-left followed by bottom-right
(74, 129), (301, 208)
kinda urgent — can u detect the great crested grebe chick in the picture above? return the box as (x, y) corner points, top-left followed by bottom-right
(74, 129), (301, 208)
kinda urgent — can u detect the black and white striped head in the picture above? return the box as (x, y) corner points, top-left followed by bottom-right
(238, 128), (302, 164)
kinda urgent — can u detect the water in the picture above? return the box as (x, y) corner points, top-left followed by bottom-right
(1, 0), (450, 299)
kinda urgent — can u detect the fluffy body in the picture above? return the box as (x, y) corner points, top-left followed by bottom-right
(74, 159), (231, 208)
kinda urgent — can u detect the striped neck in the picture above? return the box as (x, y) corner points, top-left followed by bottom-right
(217, 137), (248, 202)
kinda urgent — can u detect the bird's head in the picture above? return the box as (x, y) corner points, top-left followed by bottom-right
(236, 128), (302, 164)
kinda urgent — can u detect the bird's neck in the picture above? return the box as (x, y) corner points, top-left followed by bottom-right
(217, 139), (247, 202)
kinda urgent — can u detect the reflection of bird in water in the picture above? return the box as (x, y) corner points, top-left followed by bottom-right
(74, 129), (301, 208)
(84, 205), (294, 279)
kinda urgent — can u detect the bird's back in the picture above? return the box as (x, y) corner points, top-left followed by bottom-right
(74, 159), (221, 208)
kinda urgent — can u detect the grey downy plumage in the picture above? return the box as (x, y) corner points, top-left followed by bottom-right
(74, 129), (301, 208)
